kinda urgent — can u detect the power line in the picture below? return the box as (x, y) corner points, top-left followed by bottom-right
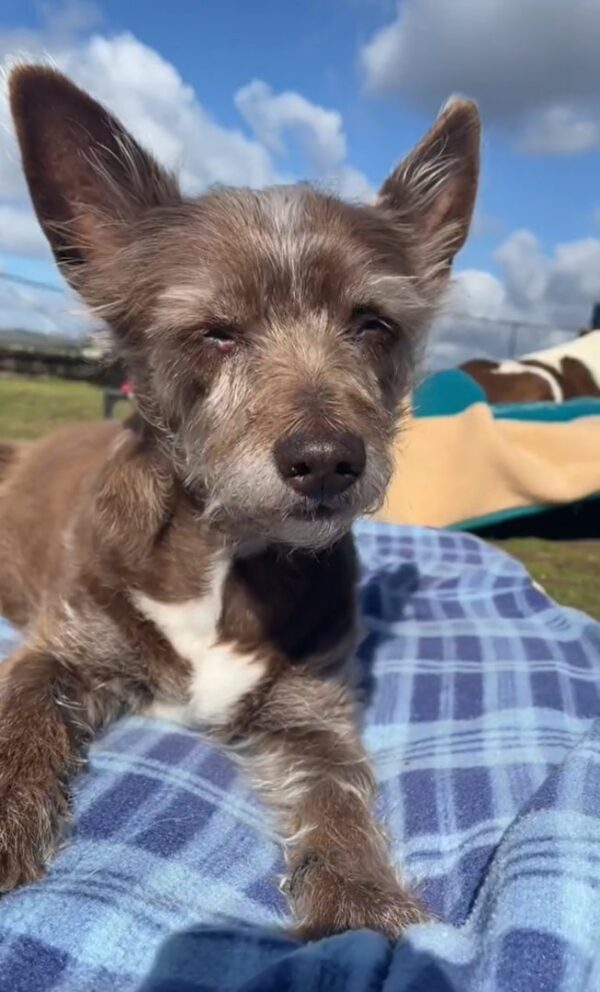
(0, 271), (66, 294)
(441, 310), (578, 334)
(0, 271), (590, 338)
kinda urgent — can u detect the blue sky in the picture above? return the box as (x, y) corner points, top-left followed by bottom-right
(2, 0), (600, 360)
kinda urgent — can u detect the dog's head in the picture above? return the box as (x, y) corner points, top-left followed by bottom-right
(10, 67), (479, 549)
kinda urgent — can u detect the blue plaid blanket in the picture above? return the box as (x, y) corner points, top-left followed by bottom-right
(0, 522), (599, 992)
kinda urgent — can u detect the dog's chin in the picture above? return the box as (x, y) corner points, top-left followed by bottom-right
(206, 499), (358, 551)
(273, 507), (356, 551)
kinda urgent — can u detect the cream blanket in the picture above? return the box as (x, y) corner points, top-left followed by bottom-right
(378, 402), (600, 528)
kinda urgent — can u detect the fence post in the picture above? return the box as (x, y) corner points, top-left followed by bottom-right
(508, 321), (519, 359)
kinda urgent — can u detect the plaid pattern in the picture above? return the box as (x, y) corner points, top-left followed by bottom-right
(0, 522), (599, 991)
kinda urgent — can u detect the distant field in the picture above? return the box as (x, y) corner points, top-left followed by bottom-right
(493, 538), (599, 621)
(0, 375), (128, 440)
(0, 375), (597, 621)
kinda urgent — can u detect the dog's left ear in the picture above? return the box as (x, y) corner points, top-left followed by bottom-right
(377, 98), (480, 276)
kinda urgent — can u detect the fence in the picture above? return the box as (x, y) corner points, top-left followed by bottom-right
(426, 313), (582, 371)
(0, 272), (594, 377)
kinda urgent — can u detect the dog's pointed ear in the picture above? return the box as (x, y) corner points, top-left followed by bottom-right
(377, 98), (480, 277)
(9, 65), (180, 282)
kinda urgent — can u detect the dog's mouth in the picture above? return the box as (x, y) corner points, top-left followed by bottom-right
(288, 500), (350, 522)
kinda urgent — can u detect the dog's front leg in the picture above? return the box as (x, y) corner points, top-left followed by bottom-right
(228, 669), (428, 941)
(0, 643), (136, 891)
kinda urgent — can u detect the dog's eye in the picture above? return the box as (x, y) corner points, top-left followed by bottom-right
(350, 310), (395, 340)
(203, 326), (238, 353)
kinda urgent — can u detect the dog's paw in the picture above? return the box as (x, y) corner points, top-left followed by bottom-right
(286, 856), (431, 942)
(293, 887), (430, 942)
(0, 776), (68, 893)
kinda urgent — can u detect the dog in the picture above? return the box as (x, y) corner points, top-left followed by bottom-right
(0, 65), (479, 940)
(460, 330), (600, 403)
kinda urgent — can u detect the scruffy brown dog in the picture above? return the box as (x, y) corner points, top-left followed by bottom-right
(0, 66), (479, 940)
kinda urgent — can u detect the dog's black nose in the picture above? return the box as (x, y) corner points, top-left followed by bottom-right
(274, 431), (366, 500)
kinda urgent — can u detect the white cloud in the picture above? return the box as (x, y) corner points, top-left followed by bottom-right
(426, 229), (600, 367)
(0, 13), (371, 197)
(494, 230), (548, 311)
(520, 105), (600, 155)
(448, 270), (507, 321)
(470, 211), (506, 240)
(464, 230), (600, 328)
(0, 205), (51, 259)
(235, 79), (373, 200)
(427, 270), (513, 368)
(235, 80), (347, 171)
(361, 0), (600, 154)
(0, 271), (90, 336)
(331, 164), (375, 203)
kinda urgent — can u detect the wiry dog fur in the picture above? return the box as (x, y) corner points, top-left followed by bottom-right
(0, 66), (479, 939)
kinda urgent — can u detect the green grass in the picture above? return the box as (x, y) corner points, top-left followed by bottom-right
(493, 538), (599, 621)
(1, 376), (598, 620)
(0, 375), (128, 440)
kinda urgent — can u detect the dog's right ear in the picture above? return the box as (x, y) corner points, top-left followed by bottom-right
(9, 65), (180, 283)
(377, 98), (480, 281)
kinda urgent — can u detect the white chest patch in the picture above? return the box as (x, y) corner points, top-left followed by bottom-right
(133, 556), (266, 726)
